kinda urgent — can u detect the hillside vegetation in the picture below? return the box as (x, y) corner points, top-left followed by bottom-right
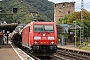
(0, 0), (54, 24)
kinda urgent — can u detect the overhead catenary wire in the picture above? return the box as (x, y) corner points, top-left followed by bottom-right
(75, 1), (90, 11)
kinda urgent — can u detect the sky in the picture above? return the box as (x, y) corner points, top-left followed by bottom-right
(48, 0), (90, 11)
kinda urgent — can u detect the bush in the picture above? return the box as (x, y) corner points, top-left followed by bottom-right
(82, 42), (89, 47)
(76, 41), (80, 46)
(81, 46), (90, 50)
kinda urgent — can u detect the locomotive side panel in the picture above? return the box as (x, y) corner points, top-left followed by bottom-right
(22, 22), (34, 49)
(22, 26), (30, 48)
(29, 24), (34, 47)
(54, 23), (57, 44)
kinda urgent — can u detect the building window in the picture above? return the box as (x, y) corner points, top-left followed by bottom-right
(60, 16), (62, 17)
(62, 3), (65, 7)
(59, 11), (61, 12)
(55, 4), (56, 7)
(59, 19), (60, 21)
(68, 10), (70, 14)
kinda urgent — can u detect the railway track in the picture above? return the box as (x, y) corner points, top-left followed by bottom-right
(20, 46), (90, 60)
(13, 43), (90, 60)
(20, 46), (54, 60)
(13, 43), (53, 60)
(54, 48), (90, 60)
(23, 50), (54, 60)
(20, 47), (41, 60)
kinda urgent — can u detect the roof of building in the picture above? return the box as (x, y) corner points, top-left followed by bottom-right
(69, 24), (81, 30)
(55, 1), (75, 4)
(0, 23), (17, 33)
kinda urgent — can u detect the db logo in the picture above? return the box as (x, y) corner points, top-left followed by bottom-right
(42, 37), (46, 40)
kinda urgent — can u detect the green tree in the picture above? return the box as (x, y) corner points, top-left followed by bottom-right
(58, 9), (90, 37)
(0, 0), (54, 24)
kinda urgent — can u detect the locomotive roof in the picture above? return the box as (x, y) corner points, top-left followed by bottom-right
(33, 19), (46, 22)
(33, 21), (55, 24)
(22, 21), (55, 30)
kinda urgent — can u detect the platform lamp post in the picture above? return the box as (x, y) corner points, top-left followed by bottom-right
(6, 31), (9, 45)
(73, 21), (77, 47)
(61, 20), (65, 46)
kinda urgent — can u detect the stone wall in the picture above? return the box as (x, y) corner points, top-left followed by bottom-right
(54, 2), (75, 23)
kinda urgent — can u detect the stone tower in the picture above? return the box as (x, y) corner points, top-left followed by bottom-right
(54, 2), (75, 23)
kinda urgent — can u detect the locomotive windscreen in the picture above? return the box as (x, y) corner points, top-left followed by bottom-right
(34, 25), (54, 32)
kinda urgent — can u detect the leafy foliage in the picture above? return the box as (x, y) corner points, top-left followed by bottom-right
(59, 9), (90, 24)
(81, 46), (90, 50)
(58, 9), (90, 37)
(0, 0), (54, 24)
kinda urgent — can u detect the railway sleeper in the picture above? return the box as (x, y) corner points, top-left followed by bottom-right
(58, 48), (90, 56)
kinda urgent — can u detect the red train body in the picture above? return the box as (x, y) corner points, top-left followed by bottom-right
(22, 21), (57, 53)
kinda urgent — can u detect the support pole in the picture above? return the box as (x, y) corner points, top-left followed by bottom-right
(6, 33), (8, 45)
(61, 20), (65, 46)
(61, 34), (65, 46)
(75, 21), (76, 47)
(80, 0), (84, 47)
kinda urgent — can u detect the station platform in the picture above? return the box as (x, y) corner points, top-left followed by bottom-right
(57, 44), (90, 54)
(0, 42), (34, 60)
(0, 44), (21, 60)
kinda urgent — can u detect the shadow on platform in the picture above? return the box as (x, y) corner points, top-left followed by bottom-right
(1, 44), (12, 48)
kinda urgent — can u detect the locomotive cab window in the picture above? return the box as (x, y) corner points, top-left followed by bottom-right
(34, 25), (54, 32)
(34, 25), (43, 32)
(44, 25), (54, 32)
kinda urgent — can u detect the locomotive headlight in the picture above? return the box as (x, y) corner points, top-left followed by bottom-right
(34, 36), (41, 40)
(48, 36), (54, 40)
(34, 41), (38, 44)
(50, 41), (54, 44)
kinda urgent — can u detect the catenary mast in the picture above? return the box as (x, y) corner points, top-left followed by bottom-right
(80, 0), (84, 46)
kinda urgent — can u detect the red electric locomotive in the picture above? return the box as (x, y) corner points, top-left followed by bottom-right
(22, 21), (57, 55)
